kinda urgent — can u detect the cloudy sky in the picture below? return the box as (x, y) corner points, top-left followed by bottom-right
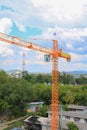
(0, 0), (87, 73)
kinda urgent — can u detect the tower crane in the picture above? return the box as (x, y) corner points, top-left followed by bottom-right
(0, 32), (71, 130)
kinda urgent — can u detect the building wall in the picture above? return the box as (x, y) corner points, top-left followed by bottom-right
(62, 115), (87, 124)
(29, 102), (44, 112)
(30, 105), (36, 112)
(84, 109), (87, 113)
(42, 125), (50, 130)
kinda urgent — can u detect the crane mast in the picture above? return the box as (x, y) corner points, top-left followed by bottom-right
(0, 32), (71, 130)
(52, 40), (58, 130)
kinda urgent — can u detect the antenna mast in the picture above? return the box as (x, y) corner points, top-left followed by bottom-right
(23, 51), (25, 72)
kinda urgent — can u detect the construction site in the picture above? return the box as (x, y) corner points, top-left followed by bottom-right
(0, 32), (71, 130)
(0, 1), (87, 130)
(0, 27), (87, 130)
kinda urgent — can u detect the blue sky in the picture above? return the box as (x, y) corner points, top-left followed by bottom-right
(0, 0), (87, 73)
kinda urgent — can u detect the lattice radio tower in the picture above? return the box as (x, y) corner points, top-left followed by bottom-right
(23, 51), (25, 72)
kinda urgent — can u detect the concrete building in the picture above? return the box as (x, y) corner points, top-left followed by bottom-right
(61, 111), (87, 130)
(24, 104), (87, 130)
(67, 104), (87, 113)
(29, 102), (44, 112)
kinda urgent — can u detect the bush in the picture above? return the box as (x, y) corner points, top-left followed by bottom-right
(67, 122), (79, 130)
(37, 105), (48, 117)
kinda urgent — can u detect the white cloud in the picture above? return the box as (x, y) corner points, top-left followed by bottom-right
(43, 27), (87, 40)
(59, 59), (87, 72)
(0, 41), (14, 56)
(61, 28), (87, 40)
(38, 27), (87, 55)
(0, 18), (12, 33)
(78, 47), (84, 51)
(15, 22), (26, 32)
(0, 0), (87, 29)
(70, 53), (87, 62)
(35, 52), (46, 64)
(0, 1), (87, 71)
(66, 43), (73, 50)
(59, 62), (87, 71)
(0, 18), (14, 56)
(58, 51), (87, 71)
(2, 59), (14, 66)
(32, 0), (83, 22)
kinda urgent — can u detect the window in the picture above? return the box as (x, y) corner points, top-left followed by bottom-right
(84, 119), (87, 123)
(65, 116), (70, 120)
(74, 117), (80, 122)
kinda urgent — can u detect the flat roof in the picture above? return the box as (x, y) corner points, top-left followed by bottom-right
(62, 111), (87, 119)
(30, 102), (44, 105)
(67, 105), (87, 110)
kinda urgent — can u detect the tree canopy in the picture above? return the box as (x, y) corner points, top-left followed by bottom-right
(67, 122), (79, 130)
(0, 70), (87, 118)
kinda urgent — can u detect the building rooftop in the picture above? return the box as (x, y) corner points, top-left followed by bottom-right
(29, 102), (44, 105)
(62, 111), (87, 119)
(67, 105), (87, 110)
(47, 110), (87, 119)
(24, 116), (50, 126)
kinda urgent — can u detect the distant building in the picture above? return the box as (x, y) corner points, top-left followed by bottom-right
(29, 102), (44, 112)
(73, 74), (87, 78)
(7, 70), (22, 78)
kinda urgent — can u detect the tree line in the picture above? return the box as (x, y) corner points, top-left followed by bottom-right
(0, 70), (87, 118)
(23, 71), (87, 85)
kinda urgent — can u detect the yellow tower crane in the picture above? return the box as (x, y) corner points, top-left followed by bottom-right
(0, 32), (71, 130)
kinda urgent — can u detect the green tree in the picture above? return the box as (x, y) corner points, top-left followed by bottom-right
(40, 84), (51, 104)
(30, 83), (51, 104)
(36, 74), (45, 83)
(59, 72), (75, 85)
(7, 78), (30, 117)
(0, 70), (8, 84)
(64, 91), (75, 104)
(0, 99), (9, 113)
(76, 75), (87, 85)
(67, 122), (79, 130)
(38, 105), (48, 117)
(0, 73), (30, 117)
